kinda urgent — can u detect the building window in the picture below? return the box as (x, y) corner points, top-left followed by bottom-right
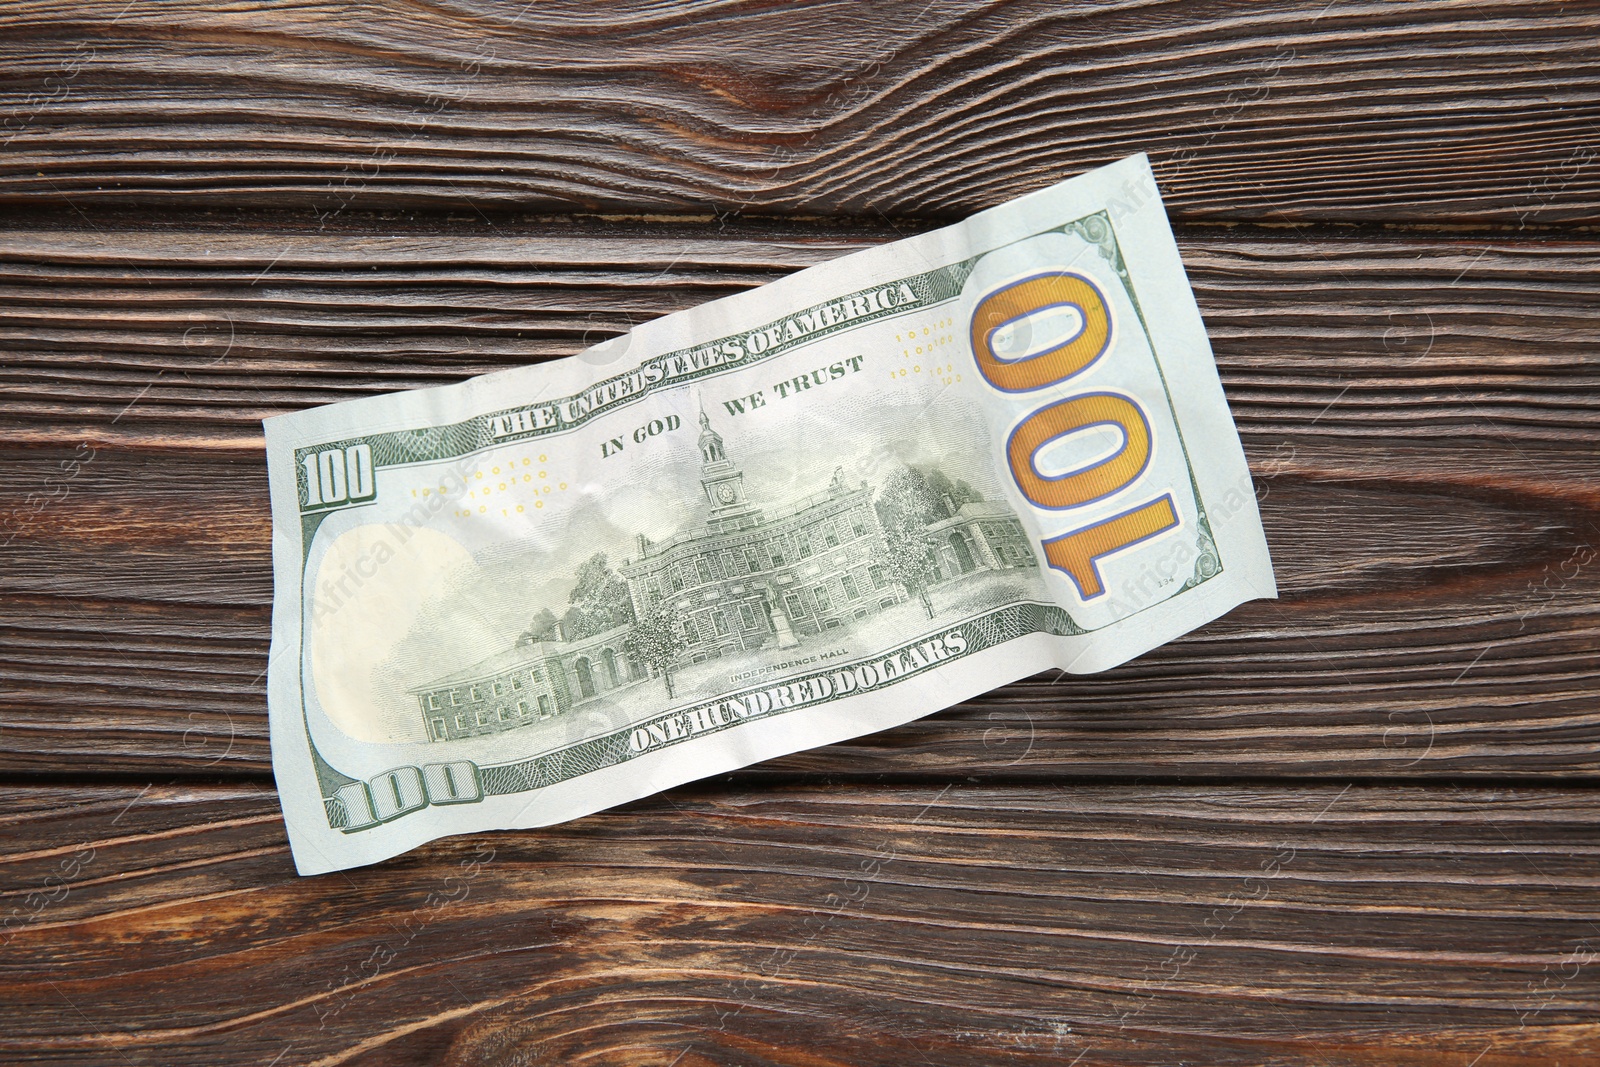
(739, 602), (757, 629)
(745, 547), (761, 573)
(769, 543), (785, 567)
(713, 610), (729, 636)
(648, 579), (662, 601)
(493, 681), (504, 696)
(529, 668), (542, 684)
(427, 693), (440, 710)
(682, 619), (697, 644)
(457, 713), (470, 731)
(517, 700), (529, 716)
(842, 574), (860, 600)
(870, 564), (887, 588)
(825, 524), (839, 548)
(670, 569), (683, 592)
(785, 592), (806, 618)
(852, 515), (867, 537)
(696, 556), (712, 583)
(511, 675), (523, 690)
(538, 694), (552, 717)
(814, 585), (831, 612)
(470, 686), (482, 702)
(799, 539), (812, 558)
(476, 709), (489, 725)
(500, 705), (513, 720)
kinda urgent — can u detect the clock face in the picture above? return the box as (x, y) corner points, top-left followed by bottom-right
(717, 483), (737, 504)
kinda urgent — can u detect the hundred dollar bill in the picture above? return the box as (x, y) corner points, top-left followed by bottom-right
(264, 153), (1275, 875)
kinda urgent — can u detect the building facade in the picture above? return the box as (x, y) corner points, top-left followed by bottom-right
(416, 410), (1039, 742)
(413, 621), (646, 743)
(925, 501), (1039, 583)
(619, 412), (903, 664)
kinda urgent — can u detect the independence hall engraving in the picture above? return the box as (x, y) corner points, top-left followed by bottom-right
(415, 410), (1035, 742)
(620, 410), (897, 661)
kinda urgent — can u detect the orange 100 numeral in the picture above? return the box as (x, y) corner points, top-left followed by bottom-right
(971, 271), (1178, 599)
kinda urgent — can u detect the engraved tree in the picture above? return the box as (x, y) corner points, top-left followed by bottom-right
(517, 607), (561, 645)
(874, 466), (942, 619)
(923, 468), (983, 512)
(515, 555), (635, 649)
(626, 600), (686, 699)
(561, 553), (636, 640)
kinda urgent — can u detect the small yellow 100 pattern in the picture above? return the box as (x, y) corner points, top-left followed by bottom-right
(891, 317), (962, 385)
(406, 452), (569, 519)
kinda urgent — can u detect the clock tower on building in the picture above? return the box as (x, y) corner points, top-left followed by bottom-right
(697, 408), (757, 531)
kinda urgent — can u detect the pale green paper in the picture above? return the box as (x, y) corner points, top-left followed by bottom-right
(264, 154), (1275, 875)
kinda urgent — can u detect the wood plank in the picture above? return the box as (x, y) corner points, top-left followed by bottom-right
(2, 782), (1596, 1065)
(0, 1), (1597, 222)
(1, 222), (1596, 445)
(1, 223), (1595, 779)
(0, 217), (885, 447)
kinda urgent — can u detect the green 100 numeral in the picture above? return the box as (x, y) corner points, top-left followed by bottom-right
(333, 760), (483, 831)
(300, 443), (375, 508)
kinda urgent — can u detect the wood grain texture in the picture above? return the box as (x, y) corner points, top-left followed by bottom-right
(3, 782), (1598, 1066)
(1, 221), (1595, 779)
(0, 1), (1597, 222)
(2, 220), (1596, 446)
(3, 4), (1598, 1062)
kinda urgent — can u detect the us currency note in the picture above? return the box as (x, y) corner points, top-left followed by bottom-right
(264, 153), (1275, 875)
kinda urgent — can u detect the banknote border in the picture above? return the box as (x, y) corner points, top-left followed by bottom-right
(288, 267), (969, 529)
(294, 209), (1227, 832)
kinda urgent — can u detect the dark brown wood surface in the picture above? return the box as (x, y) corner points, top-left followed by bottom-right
(6, 782), (1600, 1066)
(2, 0), (1598, 223)
(1, 2), (1597, 1064)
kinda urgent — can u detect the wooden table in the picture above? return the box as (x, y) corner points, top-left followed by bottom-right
(2, 3), (1597, 1064)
